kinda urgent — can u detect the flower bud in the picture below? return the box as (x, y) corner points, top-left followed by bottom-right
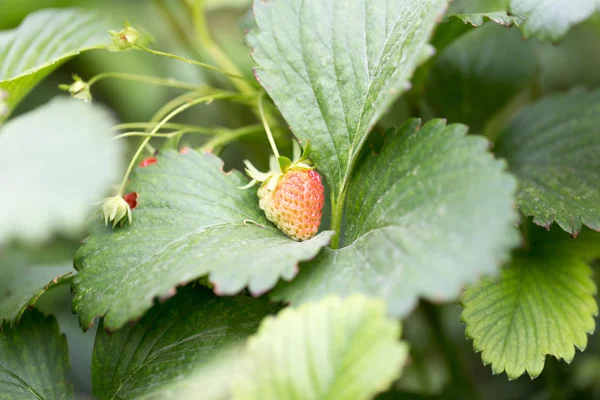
(109, 22), (140, 50)
(58, 75), (91, 104)
(102, 195), (132, 228)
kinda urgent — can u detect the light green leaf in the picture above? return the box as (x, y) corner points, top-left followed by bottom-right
(461, 226), (599, 379)
(92, 286), (279, 400)
(510, 0), (600, 41)
(73, 149), (334, 330)
(273, 119), (518, 316)
(232, 295), (407, 400)
(0, 97), (124, 244)
(496, 87), (600, 235)
(0, 309), (73, 399)
(427, 23), (536, 132)
(0, 8), (114, 121)
(247, 0), (448, 198)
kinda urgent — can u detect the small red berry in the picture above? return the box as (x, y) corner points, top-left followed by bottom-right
(122, 192), (138, 209)
(258, 169), (324, 241)
(139, 157), (157, 168)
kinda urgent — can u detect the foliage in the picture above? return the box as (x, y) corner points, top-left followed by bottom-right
(1, 1), (599, 399)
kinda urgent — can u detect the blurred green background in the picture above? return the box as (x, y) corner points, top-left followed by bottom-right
(1, 0), (600, 398)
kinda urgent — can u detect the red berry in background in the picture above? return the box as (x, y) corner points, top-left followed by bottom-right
(122, 192), (138, 209)
(258, 169), (324, 241)
(139, 157), (157, 168)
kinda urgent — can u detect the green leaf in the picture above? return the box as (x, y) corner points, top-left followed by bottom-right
(0, 97), (124, 244)
(247, 0), (448, 197)
(73, 149), (334, 330)
(273, 119), (518, 316)
(0, 8), (114, 121)
(0, 309), (73, 399)
(427, 23), (537, 133)
(461, 226), (599, 379)
(510, 0), (600, 41)
(92, 286), (279, 399)
(496, 88), (600, 235)
(0, 261), (73, 324)
(434, 0), (521, 50)
(232, 295), (408, 400)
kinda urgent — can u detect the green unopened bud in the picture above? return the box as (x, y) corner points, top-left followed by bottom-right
(58, 75), (92, 104)
(102, 195), (132, 228)
(109, 21), (140, 50)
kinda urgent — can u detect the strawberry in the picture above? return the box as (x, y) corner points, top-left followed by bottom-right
(241, 141), (324, 241)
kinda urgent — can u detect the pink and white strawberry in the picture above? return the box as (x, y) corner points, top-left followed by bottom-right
(241, 141), (324, 241)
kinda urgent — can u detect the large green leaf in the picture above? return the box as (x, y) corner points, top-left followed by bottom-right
(0, 309), (72, 399)
(247, 0), (448, 198)
(0, 97), (124, 244)
(233, 295), (407, 400)
(0, 8), (114, 121)
(461, 225), (599, 379)
(496, 88), (600, 235)
(92, 286), (279, 399)
(73, 149), (333, 330)
(273, 119), (518, 316)
(427, 23), (536, 133)
(510, 0), (600, 41)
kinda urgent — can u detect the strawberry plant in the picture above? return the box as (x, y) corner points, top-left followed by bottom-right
(1, 0), (600, 399)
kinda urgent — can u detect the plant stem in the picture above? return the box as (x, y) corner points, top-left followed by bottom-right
(191, 0), (256, 96)
(135, 44), (253, 83)
(421, 301), (479, 399)
(200, 124), (264, 153)
(329, 188), (347, 249)
(87, 72), (205, 91)
(117, 92), (234, 195)
(258, 94), (280, 159)
(110, 122), (213, 132)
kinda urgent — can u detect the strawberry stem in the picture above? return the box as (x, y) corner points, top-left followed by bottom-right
(259, 93), (281, 160)
(135, 44), (254, 84)
(87, 72), (206, 91)
(117, 91), (237, 196)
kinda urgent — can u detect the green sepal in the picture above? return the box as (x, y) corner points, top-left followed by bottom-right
(278, 156), (292, 173)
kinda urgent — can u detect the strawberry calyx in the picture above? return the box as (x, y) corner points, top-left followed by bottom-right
(240, 140), (314, 191)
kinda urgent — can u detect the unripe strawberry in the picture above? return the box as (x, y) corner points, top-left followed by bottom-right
(258, 169), (324, 241)
(241, 140), (324, 241)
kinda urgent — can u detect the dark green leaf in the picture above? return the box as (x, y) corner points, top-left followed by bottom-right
(510, 0), (600, 41)
(427, 24), (536, 132)
(92, 286), (279, 399)
(0, 97), (124, 244)
(496, 88), (600, 235)
(73, 149), (333, 330)
(461, 225), (599, 379)
(273, 119), (518, 316)
(247, 0), (448, 197)
(0, 309), (73, 399)
(0, 8), (114, 121)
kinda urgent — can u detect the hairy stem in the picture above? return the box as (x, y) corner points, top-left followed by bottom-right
(191, 0), (255, 96)
(329, 187), (347, 249)
(258, 94), (280, 159)
(87, 72), (205, 91)
(117, 92), (235, 195)
(135, 44), (252, 83)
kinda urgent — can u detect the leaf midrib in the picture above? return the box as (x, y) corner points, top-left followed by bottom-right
(0, 362), (45, 400)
